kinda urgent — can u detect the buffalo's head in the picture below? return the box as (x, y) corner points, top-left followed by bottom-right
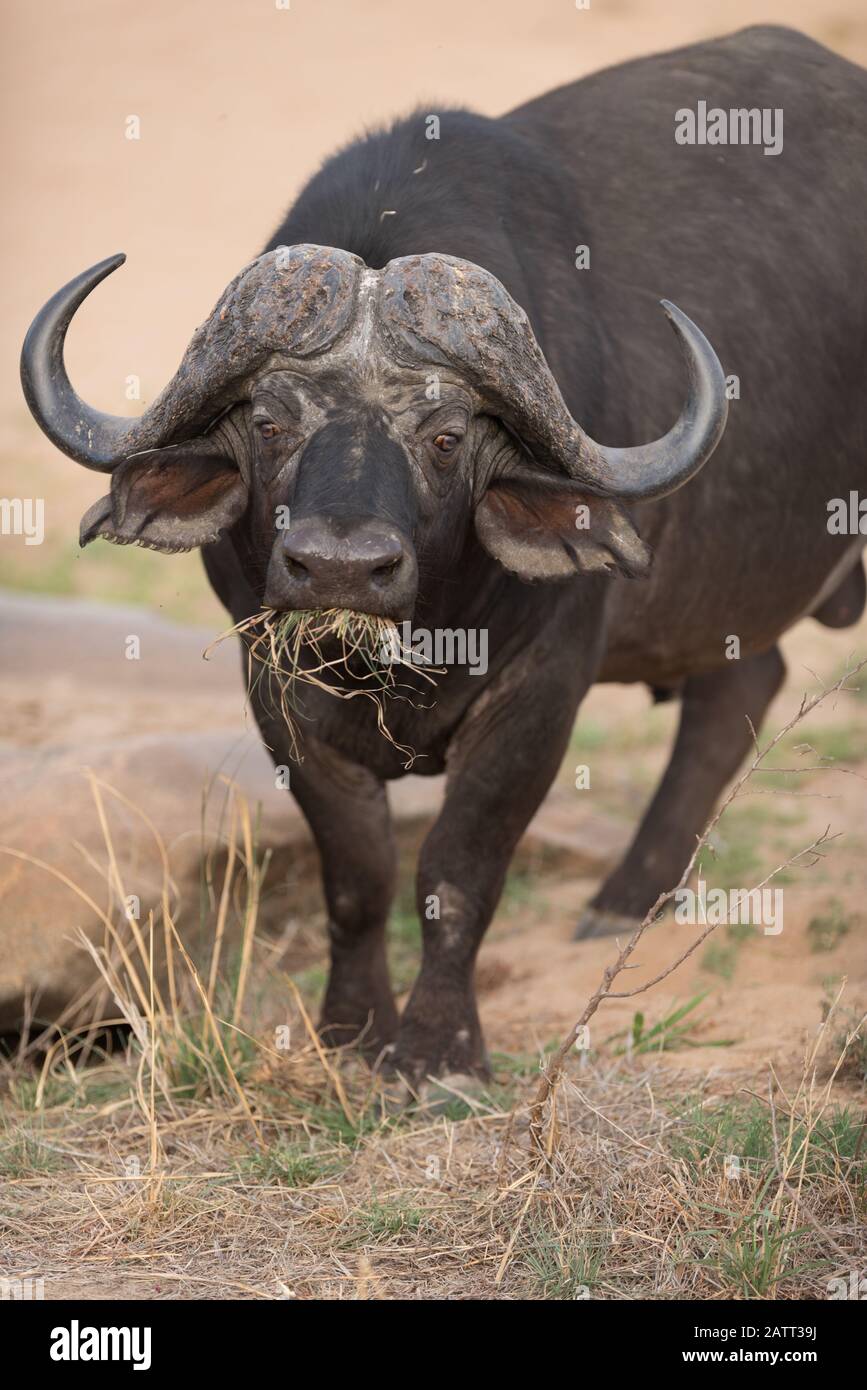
(21, 245), (727, 620)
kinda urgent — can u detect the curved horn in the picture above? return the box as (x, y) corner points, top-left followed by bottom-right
(21, 245), (365, 471)
(578, 300), (728, 501)
(20, 254), (140, 471)
(377, 254), (728, 501)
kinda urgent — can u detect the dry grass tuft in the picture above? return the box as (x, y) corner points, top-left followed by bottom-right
(206, 607), (439, 765)
(2, 1038), (864, 1300)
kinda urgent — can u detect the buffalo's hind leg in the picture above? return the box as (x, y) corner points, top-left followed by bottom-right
(575, 645), (786, 939)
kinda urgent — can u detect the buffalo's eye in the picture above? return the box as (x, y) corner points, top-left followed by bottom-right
(258, 421), (280, 441)
(432, 432), (460, 457)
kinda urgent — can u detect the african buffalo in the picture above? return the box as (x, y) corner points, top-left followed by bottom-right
(21, 26), (867, 1084)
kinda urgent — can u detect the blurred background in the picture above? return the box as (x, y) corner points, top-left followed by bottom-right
(3, 0), (866, 620)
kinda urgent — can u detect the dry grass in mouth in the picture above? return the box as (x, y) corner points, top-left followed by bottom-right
(206, 608), (440, 766)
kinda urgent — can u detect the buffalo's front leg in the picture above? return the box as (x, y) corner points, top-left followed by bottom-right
(389, 645), (594, 1083)
(271, 730), (399, 1055)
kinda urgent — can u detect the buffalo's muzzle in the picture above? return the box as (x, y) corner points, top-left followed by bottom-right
(265, 516), (418, 618)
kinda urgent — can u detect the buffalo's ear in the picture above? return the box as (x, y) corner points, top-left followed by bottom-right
(474, 476), (651, 580)
(79, 444), (248, 554)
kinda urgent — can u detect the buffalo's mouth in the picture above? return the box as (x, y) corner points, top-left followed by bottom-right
(206, 605), (437, 765)
(267, 607), (403, 681)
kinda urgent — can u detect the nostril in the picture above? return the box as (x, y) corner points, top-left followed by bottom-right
(371, 556), (402, 582)
(284, 554), (309, 580)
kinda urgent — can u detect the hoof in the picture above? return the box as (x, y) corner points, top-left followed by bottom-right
(318, 1004), (399, 1061)
(416, 1072), (492, 1116)
(376, 1073), (418, 1117)
(373, 1046), (426, 1116)
(377, 1072), (490, 1117)
(573, 905), (643, 941)
(375, 1048), (491, 1116)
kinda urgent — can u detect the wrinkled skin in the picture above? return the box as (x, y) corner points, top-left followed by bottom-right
(23, 26), (867, 1084)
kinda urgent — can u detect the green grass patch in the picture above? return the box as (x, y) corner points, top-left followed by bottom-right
(239, 1140), (334, 1187)
(759, 723), (867, 784)
(387, 892), (421, 993)
(345, 1195), (426, 1244)
(569, 719), (609, 754)
(0, 1125), (60, 1177)
(520, 1219), (605, 1298)
(670, 1096), (865, 1185)
(291, 964), (328, 999)
(605, 993), (735, 1055)
(826, 997), (867, 1087)
(296, 1097), (388, 1148)
(161, 1016), (258, 1103)
(806, 724), (867, 765)
(0, 537), (219, 625)
(698, 800), (804, 893)
(807, 901), (856, 953)
(489, 1044), (558, 1080)
(10, 1069), (130, 1112)
(500, 865), (548, 921)
(700, 939), (740, 981)
(708, 1214), (814, 1298)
